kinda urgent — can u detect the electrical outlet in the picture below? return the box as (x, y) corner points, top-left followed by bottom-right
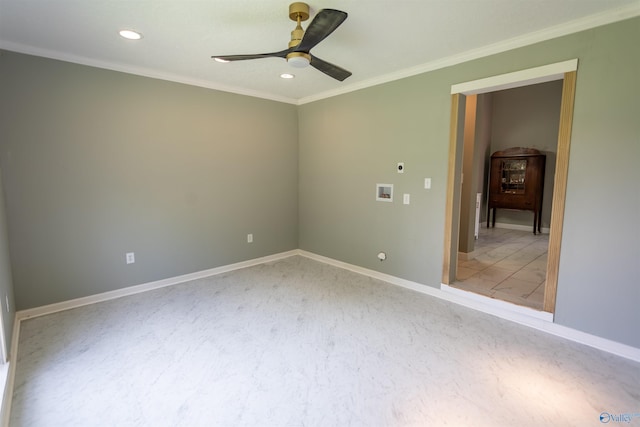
(126, 252), (135, 264)
(247, 234), (253, 243)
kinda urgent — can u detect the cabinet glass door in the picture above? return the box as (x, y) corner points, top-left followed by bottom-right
(499, 159), (526, 194)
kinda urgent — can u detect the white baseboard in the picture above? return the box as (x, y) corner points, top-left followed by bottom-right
(2, 250), (298, 427)
(3, 249), (639, 425)
(1, 310), (21, 427)
(15, 250), (298, 322)
(298, 250), (640, 363)
(3, 247), (638, 425)
(299, 250), (552, 325)
(440, 284), (553, 322)
(0, 361), (9, 427)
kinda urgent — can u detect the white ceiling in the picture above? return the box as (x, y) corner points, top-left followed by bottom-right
(1, 0), (638, 104)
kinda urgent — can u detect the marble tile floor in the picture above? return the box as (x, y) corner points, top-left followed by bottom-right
(453, 227), (549, 311)
(8, 256), (640, 426)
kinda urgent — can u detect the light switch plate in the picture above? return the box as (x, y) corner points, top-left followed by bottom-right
(403, 193), (410, 204)
(424, 178), (431, 189)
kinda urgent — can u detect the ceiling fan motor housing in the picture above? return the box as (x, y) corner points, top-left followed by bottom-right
(288, 2), (309, 49)
(287, 2), (311, 67)
(289, 2), (310, 22)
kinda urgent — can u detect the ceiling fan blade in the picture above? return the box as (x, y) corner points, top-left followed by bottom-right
(212, 49), (291, 62)
(295, 9), (347, 52)
(309, 55), (351, 81)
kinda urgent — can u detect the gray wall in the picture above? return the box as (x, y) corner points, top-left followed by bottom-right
(299, 17), (640, 348)
(0, 171), (15, 357)
(299, 79), (451, 287)
(0, 51), (299, 309)
(489, 80), (563, 229)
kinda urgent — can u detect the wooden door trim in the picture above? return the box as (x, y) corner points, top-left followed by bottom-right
(442, 62), (578, 314)
(543, 71), (577, 312)
(442, 93), (461, 285)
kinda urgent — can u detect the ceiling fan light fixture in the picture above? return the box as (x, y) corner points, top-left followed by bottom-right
(287, 52), (310, 68)
(119, 29), (142, 40)
(210, 5), (351, 81)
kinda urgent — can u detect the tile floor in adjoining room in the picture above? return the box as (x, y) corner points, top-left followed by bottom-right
(453, 226), (549, 311)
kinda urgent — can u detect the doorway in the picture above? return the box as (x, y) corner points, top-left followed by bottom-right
(441, 60), (578, 314)
(453, 82), (561, 310)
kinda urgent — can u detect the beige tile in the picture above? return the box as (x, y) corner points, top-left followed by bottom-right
(493, 257), (530, 272)
(502, 242), (531, 251)
(476, 266), (514, 283)
(527, 282), (546, 302)
(494, 290), (544, 311)
(458, 226), (549, 310)
(493, 277), (541, 297)
(512, 268), (546, 284)
(514, 234), (539, 243)
(526, 254), (548, 269)
(474, 252), (505, 265)
(531, 238), (550, 248)
(455, 266), (477, 280)
(452, 278), (497, 296)
(464, 245), (494, 258)
(459, 258), (493, 271)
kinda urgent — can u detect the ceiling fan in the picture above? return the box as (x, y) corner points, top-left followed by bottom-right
(212, 2), (351, 81)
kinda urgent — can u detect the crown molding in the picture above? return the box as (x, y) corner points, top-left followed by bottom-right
(1, 3), (638, 106)
(298, 3), (640, 104)
(0, 41), (299, 105)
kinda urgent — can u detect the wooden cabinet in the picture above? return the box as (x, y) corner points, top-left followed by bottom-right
(487, 147), (546, 234)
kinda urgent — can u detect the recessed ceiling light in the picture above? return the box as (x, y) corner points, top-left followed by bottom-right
(214, 57), (230, 63)
(280, 73), (295, 79)
(119, 30), (142, 40)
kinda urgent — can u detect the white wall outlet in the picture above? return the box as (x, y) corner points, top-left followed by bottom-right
(397, 162), (405, 173)
(403, 193), (410, 205)
(247, 233), (253, 243)
(126, 252), (135, 264)
(424, 178), (431, 189)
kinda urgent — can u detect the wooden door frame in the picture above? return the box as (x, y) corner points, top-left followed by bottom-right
(441, 60), (578, 314)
